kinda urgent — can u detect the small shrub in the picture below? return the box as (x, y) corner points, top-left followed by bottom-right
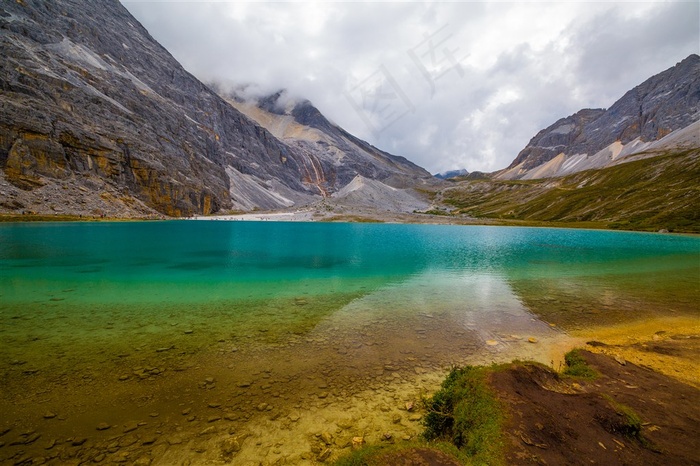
(614, 402), (642, 438)
(423, 366), (504, 464)
(562, 349), (598, 379)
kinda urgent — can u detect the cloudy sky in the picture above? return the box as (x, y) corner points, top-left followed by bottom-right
(121, 1), (699, 174)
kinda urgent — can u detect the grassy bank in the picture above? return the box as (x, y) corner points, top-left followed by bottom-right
(438, 149), (700, 233)
(334, 364), (506, 465)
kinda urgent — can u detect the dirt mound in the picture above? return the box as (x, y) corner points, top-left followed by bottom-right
(492, 350), (700, 465)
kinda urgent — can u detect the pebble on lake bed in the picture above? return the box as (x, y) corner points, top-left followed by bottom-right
(613, 355), (626, 366)
(352, 436), (365, 449)
(320, 432), (333, 445)
(71, 437), (87, 446)
(123, 422), (139, 433)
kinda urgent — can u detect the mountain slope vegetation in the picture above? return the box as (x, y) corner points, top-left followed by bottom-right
(440, 149), (700, 232)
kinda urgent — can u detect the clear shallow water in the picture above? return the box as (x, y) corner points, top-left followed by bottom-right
(1, 221), (699, 371)
(1, 221), (698, 464)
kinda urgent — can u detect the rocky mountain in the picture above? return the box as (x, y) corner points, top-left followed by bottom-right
(499, 54), (700, 180)
(220, 90), (433, 211)
(0, 0), (431, 218)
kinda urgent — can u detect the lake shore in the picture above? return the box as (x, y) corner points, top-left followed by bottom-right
(339, 316), (700, 465)
(1, 313), (697, 465)
(493, 345), (700, 465)
(4, 208), (699, 236)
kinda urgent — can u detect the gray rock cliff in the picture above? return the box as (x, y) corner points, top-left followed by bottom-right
(0, 0), (313, 215)
(503, 54), (700, 179)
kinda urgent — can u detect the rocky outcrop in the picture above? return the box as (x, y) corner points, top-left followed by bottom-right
(507, 109), (605, 171)
(500, 54), (700, 180)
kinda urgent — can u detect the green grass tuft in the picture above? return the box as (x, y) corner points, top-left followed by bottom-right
(335, 366), (505, 465)
(423, 366), (505, 464)
(562, 349), (598, 379)
(600, 394), (659, 450)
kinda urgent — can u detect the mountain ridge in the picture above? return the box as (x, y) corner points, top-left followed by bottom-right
(221, 89), (433, 212)
(1, 0), (314, 216)
(499, 54), (700, 180)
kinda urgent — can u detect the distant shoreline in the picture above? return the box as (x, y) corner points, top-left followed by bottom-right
(2, 211), (699, 235)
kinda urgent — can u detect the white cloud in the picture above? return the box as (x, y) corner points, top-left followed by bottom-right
(122, 1), (699, 174)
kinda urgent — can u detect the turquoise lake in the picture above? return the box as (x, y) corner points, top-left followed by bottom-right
(3, 220), (698, 303)
(1, 221), (698, 465)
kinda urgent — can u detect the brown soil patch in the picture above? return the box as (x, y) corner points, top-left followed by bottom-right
(492, 350), (700, 465)
(572, 317), (700, 388)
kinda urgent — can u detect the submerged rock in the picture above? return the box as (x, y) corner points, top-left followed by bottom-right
(317, 448), (332, 462)
(123, 422), (139, 433)
(320, 432), (333, 446)
(71, 437), (87, 446)
(221, 434), (247, 457)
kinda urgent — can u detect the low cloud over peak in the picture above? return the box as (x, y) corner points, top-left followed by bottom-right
(122, 1), (699, 174)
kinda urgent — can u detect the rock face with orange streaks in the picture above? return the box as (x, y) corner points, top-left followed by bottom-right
(0, 0), (432, 217)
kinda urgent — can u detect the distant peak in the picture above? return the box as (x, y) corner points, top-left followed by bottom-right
(434, 169), (469, 180)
